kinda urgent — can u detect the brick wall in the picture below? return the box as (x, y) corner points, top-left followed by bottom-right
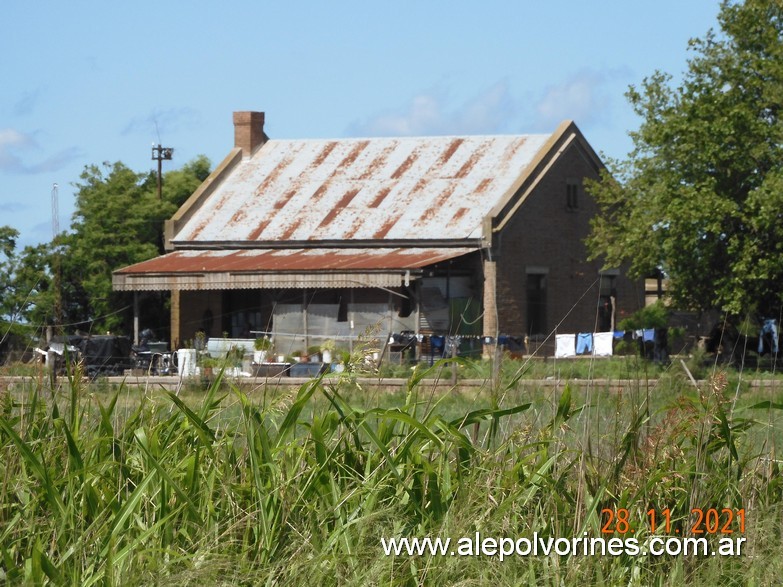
(493, 140), (644, 338)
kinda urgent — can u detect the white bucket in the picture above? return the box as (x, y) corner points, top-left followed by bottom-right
(177, 349), (198, 377)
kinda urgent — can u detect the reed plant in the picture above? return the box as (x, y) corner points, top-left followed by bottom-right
(1, 356), (782, 585)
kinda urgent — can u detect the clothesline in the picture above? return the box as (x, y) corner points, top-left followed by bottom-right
(248, 329), (664, 358)
(555, 332), (614, 357)
(250, 330), (523, 345)
(554, 329), (662, 358)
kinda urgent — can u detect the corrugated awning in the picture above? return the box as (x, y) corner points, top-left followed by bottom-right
(112, 247), (478, 291)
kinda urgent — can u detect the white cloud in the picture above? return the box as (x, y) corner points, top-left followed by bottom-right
(0, 129), (35, 149)
(122, 106), (201, 138)
(346, 69), (631, 138)
(0, 201), (28, 213)
(458, 82), (516, 134)
(348, 81), (516, 137)
(0, 129), (37, 173)
(0, 128), (80, 174)
(31, 147), (83, 173)
(531, 68), (628, 131)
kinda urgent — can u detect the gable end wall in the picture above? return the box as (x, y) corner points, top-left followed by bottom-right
(493, 142), (643, 338)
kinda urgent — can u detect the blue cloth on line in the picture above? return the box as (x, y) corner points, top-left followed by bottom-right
(430, 335), (445, 352)
(576, 333), (593, 354)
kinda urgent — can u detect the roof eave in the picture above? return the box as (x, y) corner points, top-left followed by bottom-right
(167, 238), (486, 250)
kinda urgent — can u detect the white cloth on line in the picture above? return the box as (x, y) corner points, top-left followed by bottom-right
(555, 334), (576, 358)
(592, 331), (614, 356)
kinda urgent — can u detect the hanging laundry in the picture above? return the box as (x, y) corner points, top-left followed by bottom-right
(653, 328), (670, 364)
(555, 334), (576, 358)
(758, 318), (779, 355)
(593, 332), (613, 356)
(430, 335), (445, 356)
(576, 333), (593, 354)
(505, 336), (525, 352)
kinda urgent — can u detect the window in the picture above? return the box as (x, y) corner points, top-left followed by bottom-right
(566, 179), (579, 210)
(645, 270), (666, 306)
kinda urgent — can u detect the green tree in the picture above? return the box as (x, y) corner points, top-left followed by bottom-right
(0, 226), (19, 320)
(64, 156), (211, 333)
(0, 226), (26, 340)
(587, 0), (783, 316)
(8, 157), (211, 336)
(0, 227), (53, 355)
(0, 227), (46, 330)
(8, 242), (56, 326)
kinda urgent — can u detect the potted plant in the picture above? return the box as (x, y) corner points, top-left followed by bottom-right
(333, 350), (352, 373)
(307, 345), (322, 363)
(200, 355), (221, 377)
(194, 330), (207, 352)
(320, 339), (335, 364)
(227, 345), (245, 368)
(253, 336), (273, 364)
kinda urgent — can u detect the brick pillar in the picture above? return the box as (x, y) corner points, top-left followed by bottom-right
(170, 289), (181, 350)
(483, 259), (498, 360)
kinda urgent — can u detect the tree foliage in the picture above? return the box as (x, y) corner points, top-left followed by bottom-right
(587, 0), (783, 316)
(2, 156), (211, 337)
(0, 226), (27, 344)
(0, 226), (20, 323)
(0, 227), (53, 356)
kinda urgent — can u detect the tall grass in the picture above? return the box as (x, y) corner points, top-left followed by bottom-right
(1, 358), (782, 585)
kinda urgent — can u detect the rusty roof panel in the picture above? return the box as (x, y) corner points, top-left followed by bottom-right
(115, 247), (478, 275)
(173, 134), (551, 244)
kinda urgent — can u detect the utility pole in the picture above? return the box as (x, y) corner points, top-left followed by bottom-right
(151, 144), (174, 200)
(143, 145), (174, 344)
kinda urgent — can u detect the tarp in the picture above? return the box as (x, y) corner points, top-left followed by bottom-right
(78, 335), (132, 376)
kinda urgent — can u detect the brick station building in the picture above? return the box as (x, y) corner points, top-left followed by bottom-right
(113, 111), (644, 357)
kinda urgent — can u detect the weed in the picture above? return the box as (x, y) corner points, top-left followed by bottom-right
(0, 356), (781, 585)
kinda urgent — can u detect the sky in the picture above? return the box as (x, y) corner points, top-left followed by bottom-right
(1, 0), (725, 248)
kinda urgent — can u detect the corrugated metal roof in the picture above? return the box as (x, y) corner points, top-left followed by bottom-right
(113, 247), (477, 291)
(172, 134), (551, 244)
(115, 247), (477, 274)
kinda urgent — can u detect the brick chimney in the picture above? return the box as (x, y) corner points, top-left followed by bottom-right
(233, 111), (266, 156)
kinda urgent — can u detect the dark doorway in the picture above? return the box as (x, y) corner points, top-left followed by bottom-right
(526, 273), (547, 336)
